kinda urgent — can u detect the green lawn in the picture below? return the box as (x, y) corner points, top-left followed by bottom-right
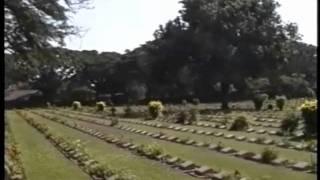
(26, 111), (197, 180)
(57, 109), (314, 162)
(113, 121), (314, 162)
(7, 111), (90, 180)
(43, 110), (316, 180)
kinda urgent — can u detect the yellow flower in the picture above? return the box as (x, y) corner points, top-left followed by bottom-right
(299, 99), (317, 113)
(148, 100), (164, 112)
(96, 101), (106, 107)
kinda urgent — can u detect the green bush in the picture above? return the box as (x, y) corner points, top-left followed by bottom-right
(96, 101), (106, 112)
(267, 104), (273, 110)
(229, 116), (248, 131)
(176, 111), (189, 124)
(136, 143), (164, 159)
(261, 148), (278, 163)
(148, 101), (164, 119)
(124, 106), (133, 117)
(280, 113), (299, 134)
(189, 108), (198, 124)
(111, 106), (116, 116)
(252, 93), (268, 110)
(72, 101), (82, 110)
(275, 95), (287, 110)
(110, 118), (119, 126)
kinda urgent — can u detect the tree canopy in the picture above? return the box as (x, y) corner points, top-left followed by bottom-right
(5, 0), (90, 61)
(5, 0), (317, 106)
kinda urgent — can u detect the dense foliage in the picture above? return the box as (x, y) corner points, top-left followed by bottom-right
(5, 0), (317, 108)
(299, 100), (317, 136)
(280, 112), (299, 134)
(229, 116), (249, 131)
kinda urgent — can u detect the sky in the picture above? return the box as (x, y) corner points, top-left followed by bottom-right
(65, 0), (317, 54)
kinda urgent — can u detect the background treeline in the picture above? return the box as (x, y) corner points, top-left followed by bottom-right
(5, 0), (317, 108)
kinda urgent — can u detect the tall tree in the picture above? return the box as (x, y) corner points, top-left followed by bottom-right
(177, 0), (301, 109)
(5, 0), (91, 61)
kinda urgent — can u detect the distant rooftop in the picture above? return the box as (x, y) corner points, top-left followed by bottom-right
(5, 89), (41, 102)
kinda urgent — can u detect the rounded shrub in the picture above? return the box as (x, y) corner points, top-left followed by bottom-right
(72, 101), (82, 110)
(280, 113), (299, 135)
(252, 93), (268, 110)
(275, 95), (287, 111)
(299, 100), (317, 136)
(110, 118), (119, 126)
(261, 148), (278, 163)
(229, 116), (249, 131)
(96, 101), (106, 112)
(176, 110), (189, 124)
(189, 108), (198, 123)
(267, 104), (273, 110)
(148, 101), (164, 119)
(136, 143), (163, 159)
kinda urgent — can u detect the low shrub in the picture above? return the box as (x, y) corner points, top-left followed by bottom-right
(148, 101), (164, 119)
(110, 106), (116, 116)
(221, 117), (229, 125)
(280, 113), (299, 135)
(176, 111), (189, 124)
(189, 108), (198, 123)
(275, 95), (287, 110)
(96, 101), (106, 112)
(136, 143), (164, 159)
(72, 101), (82, 110)
(252, 93), (268, 110)
(124, 106), (133, 117)
(261, 148), (278, 163)
(229, 116), (249, 131)
(267, 104), (273, 110)
(110, 118), (119, 126)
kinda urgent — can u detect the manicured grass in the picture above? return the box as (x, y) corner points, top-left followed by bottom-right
(26, 111), (197, 180)
(114, 121), (314, 162)
(46, 110), (316, 180)
(59, 109), (314, 162)
(7, 111), (90, 180)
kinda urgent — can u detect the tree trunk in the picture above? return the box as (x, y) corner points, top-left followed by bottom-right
(220, 82), (230, 110)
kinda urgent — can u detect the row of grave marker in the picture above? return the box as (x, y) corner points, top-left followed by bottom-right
(45, 110), (315, 173)
(31, 110), (249, 180)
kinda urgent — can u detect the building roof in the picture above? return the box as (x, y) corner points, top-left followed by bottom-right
(5, 89), (41, 102)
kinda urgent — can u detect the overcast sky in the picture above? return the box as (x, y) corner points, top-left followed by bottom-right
(65, 0), (317, 53)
